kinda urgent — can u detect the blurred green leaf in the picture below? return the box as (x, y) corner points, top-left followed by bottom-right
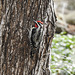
(51, 32), (75, 75)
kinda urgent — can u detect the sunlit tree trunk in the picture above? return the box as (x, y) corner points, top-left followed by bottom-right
(0, 0), (56, 75)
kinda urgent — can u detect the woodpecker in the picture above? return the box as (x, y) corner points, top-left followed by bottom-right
(30, 20), (43, 58)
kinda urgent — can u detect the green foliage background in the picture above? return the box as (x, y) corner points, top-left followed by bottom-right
(51, 32), (75, 75)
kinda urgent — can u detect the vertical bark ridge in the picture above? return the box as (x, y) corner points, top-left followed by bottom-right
(0, 0), (56, 75)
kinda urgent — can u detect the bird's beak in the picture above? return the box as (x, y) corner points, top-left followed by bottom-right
(33, 20), (37, 23)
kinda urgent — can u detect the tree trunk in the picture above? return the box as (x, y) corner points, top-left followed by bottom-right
(0, 0), (56, 75)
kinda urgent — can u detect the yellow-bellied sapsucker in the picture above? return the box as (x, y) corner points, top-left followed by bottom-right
(30, 20), (43, 58)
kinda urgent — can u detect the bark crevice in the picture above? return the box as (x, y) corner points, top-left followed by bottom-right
(0, 0), (56, 75)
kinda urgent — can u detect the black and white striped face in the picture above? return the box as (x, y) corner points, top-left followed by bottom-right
(33, 20), (43, 28)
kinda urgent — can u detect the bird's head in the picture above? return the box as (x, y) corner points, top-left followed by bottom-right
(33, 20), (43, 28)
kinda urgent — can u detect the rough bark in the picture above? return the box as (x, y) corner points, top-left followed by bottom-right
(0, 0), (2, 44)
(0, 0), (56, 75)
